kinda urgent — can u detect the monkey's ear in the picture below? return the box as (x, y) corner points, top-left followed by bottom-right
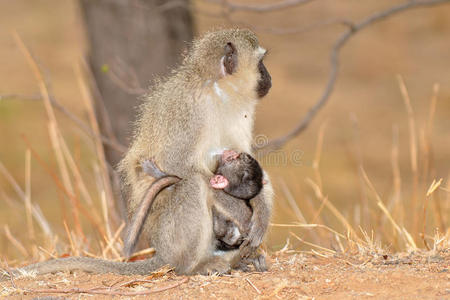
(222, 42), (238, 75)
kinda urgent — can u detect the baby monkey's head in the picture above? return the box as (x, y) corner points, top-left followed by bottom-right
(210, 150), (263, 200)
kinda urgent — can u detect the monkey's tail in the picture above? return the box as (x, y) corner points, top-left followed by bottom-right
(123, 175), (181, 258)
(1, 256), (165, 281)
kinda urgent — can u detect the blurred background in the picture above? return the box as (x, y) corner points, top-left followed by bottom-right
(1, 0), (449, 261)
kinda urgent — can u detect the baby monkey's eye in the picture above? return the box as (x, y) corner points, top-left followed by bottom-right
(242, 170), (250, 182)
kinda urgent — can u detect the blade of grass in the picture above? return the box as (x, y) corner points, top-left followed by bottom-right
(305, 178), (359, 240)
(102, 222), (125, 260)
(397, 75), (419, 237)
(360, 166), (417, 250)
(349, 113), (370, 228)
(4, 225), (28, 258)
(289, 231), (335, 254)
(0, 161), (52, 237)
(271, 223), (347, 239)
(24, 149), (35, 241)
(48, 123), (84, 240)
(21, 135), (105, 239)
(75, 63), (119, 229)
(63, 220), (77, 256)
(279, 179), (306, 223)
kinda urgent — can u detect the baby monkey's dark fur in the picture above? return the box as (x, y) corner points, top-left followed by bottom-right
(216, 152), (263, 200)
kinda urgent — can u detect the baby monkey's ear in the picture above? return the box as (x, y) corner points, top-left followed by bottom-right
(222, 42), (238, 75)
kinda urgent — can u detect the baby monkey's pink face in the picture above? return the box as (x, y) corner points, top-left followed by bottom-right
(210, 175), (229, 189)
(210, 150), (240, 189)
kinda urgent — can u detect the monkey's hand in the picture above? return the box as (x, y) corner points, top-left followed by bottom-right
(239, 195), (271, 259)
(239, 219), (265, 258)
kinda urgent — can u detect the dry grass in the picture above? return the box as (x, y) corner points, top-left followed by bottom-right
(0, 42), (447, 266)
(267, 77), (449, 255)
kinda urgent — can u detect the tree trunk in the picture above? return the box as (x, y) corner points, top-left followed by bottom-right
(78, 0), (194, 219)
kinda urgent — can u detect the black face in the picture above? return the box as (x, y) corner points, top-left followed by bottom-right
(256, 60), (272, 98)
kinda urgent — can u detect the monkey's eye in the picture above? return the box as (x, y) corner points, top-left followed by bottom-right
(242, 171), (250, 182)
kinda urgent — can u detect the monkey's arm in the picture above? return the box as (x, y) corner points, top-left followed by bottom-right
(239, 175), (273, 259)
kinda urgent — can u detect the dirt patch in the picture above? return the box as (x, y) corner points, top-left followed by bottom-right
(2, 250), (448, 299)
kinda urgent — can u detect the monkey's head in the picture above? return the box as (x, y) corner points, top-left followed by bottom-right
(211, 152), (264, 200)
(185, 28), (272, 99)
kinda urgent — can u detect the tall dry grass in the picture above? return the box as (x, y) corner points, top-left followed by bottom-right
(269, 76), (449, 257)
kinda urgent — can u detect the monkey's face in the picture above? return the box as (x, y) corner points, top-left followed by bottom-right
(220, 39), (271, 99)
(186, 29), (272, 100)
(213, 152), (264, 200)
(219, 39), (272, 100)
(256, 57), (272, 98)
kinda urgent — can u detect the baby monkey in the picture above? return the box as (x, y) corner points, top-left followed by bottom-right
(125, 150), (267, 271)
(210, 150), (263, 248)
(210, 150), (263, 200)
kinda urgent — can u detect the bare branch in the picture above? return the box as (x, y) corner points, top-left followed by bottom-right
(232, 18), (354, 35)
(205, 0), (316, 13)
(0, 94), (42, 101)
(260, 0), (450, 152)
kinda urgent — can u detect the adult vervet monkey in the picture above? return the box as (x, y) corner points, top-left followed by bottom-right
(118, 28), (273, 274)
(1, 29), (273, 279)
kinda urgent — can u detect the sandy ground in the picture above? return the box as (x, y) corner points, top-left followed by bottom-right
(2, 250), (449, 299)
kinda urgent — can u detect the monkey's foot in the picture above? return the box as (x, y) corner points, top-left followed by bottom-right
(239, 226), (264, 259)
(234, 261), (251, 272)
(235, 254), (268, 273)
(250, 254), (268, 272)
(194, 257), (231, 276)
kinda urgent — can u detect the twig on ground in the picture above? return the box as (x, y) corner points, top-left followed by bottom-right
(245, 277), (262, 295)
(22, 277), (189, 296)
